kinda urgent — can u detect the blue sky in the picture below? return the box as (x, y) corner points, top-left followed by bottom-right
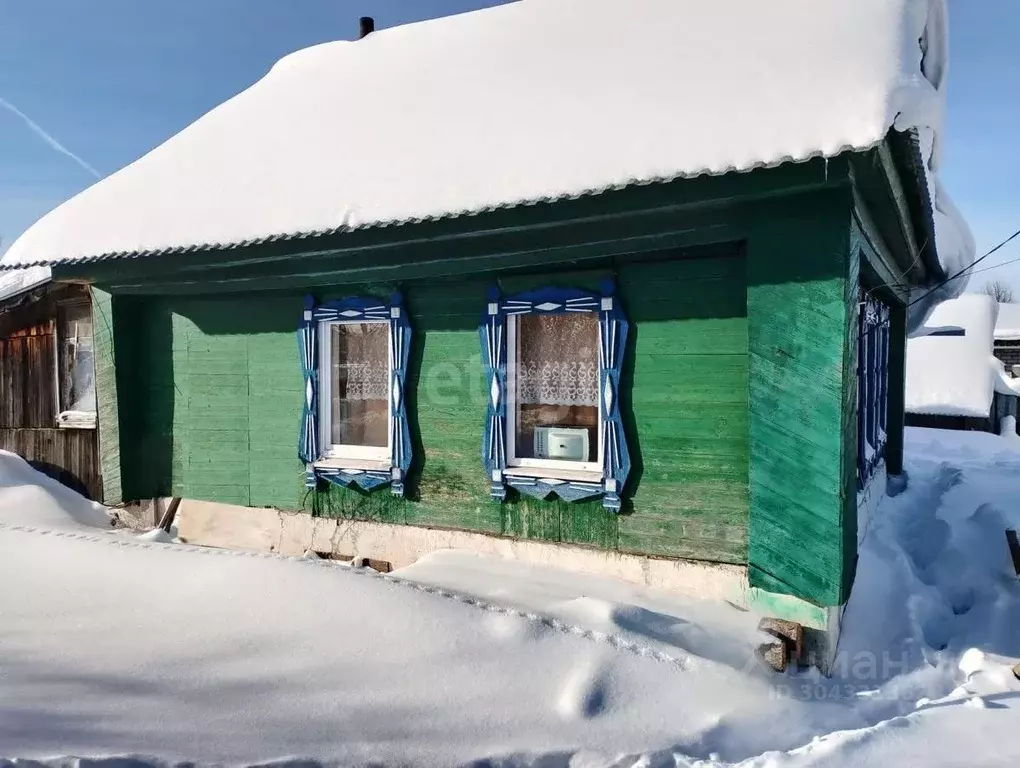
(1, 0), (1017, 290)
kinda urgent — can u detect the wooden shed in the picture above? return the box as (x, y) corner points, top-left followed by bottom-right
(0, 270), (100, 498)
(0, 0), (970, 667)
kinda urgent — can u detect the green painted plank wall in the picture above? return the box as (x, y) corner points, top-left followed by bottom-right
(91, 287), (121, 505)
(616, 256), (749, 562)
(117, 249), (750, 564)
(746, 195), (856, 607)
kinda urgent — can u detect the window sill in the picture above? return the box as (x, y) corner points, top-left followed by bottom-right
(57, 412), (97, 430)
(504, 465), (603, 483)
(315, 457), (391, 472)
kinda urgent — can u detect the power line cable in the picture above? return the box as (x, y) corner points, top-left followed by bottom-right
(908, 226), (1020, 308)
(955, 251), (1020, 280)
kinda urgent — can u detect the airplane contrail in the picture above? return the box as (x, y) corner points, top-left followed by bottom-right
(0, 96), (101, 179)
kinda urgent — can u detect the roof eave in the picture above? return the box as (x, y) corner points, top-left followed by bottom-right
(886, 128), (943, 284)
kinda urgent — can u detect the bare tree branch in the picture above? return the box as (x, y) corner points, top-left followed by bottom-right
(984, 280), (1014, 303)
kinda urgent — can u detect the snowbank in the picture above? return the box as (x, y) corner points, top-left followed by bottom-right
(0, 449), (111, 530)
(1, 0), (969, 285)
(2, 426), (1020, 766)
(906, 294), (1002, 417)
(994, 301), (1020, 341)
(399, 550), (765, 671)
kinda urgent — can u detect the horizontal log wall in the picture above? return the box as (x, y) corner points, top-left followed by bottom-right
(0, 427), (100, 500)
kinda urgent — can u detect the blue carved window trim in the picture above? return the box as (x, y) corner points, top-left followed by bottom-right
(858, 291), (890, 488)
(480, 280), (631, 512)
(298, 293), (412, 496)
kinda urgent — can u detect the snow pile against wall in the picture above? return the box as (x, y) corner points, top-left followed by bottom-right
(0, 449), (111, 530)
(994, 302), (1020, 341)
(1, 0), (969, 281)
(906, 294), (1000, 417)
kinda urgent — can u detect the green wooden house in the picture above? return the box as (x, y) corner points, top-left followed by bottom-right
(0, 0), (970, 666)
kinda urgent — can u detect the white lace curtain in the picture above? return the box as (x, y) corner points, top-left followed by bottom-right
(516, 313), (599, 406)
(332, 323), (390, 401)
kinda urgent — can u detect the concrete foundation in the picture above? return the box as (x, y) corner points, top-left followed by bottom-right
(164, 497), (862, 673)
(172, 498), (749, 603)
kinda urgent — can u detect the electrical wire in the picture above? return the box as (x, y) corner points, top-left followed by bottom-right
(908, 226), (1020, 308)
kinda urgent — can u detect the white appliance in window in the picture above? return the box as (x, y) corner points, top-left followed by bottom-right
(533, 427), (589, 462)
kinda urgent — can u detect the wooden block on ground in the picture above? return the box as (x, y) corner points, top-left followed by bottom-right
(758, 617), (804, 662)
(756, 641), (787, 673)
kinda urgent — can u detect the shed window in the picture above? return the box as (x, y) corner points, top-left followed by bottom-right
(508, 312), (601, 469)
(858, 292), (890, 487)
(319, 320), (391, 462)
(56, 302), (96, 427)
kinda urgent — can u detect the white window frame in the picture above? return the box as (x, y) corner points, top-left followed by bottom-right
(505, 313), (604, 477)
(53, 299), (97, 430)
(316, 318), (392, 465)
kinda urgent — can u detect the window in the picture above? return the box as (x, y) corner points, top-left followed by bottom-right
(297, 294), (412, 496)
(507, 312), (601, 471)
(55, 301), (96, 428)
(481, 282), (631, 512)
(319, 320), (390, 462)
(858, 291), (890, 487)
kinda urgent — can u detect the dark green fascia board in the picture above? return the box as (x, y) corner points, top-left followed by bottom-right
(850, 132), (941, 290)
(847, 147), (919, 292)
(888, 128), (942, 282)
(79, 183), (849, 296)
(84, 205), (747, 295)
(53, 155), (853, 293)
(851, 193), (911, 305)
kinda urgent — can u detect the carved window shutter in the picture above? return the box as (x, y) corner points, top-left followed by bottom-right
(297, 293), (412, 496)
(480, 280), (631, 512)
(480, 286), (508, 501)
(598, 285), (629, 512)
(298, 297), (318, 487)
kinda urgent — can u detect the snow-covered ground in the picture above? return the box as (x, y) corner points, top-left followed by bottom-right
(1, 432), (1018, 767)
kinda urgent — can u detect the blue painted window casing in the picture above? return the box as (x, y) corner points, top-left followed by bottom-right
(479, 280), (631, 512)
(858, 291), (890, 488)
(298, 293), (413, 496)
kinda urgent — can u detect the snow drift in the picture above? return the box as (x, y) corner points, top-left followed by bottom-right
(2, 428), (1020, 766)
(0, 449), (111, 531)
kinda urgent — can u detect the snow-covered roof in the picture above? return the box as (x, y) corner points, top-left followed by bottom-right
(1, 0), (967, 272)
(906, 294), (1004, 418)
(994, 302), (1020, 341)
(0, 266), (51, 303)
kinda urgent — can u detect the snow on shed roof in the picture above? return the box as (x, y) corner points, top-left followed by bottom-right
(2, 0), (961, 269)
(906, 294), (1003, 418)
(0, 266), (51, 304)
(994, 302), (1020, 341)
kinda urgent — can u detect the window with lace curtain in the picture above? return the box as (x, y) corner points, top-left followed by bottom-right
(507, 312), (601, 471)
(318, 320), (391, 462)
